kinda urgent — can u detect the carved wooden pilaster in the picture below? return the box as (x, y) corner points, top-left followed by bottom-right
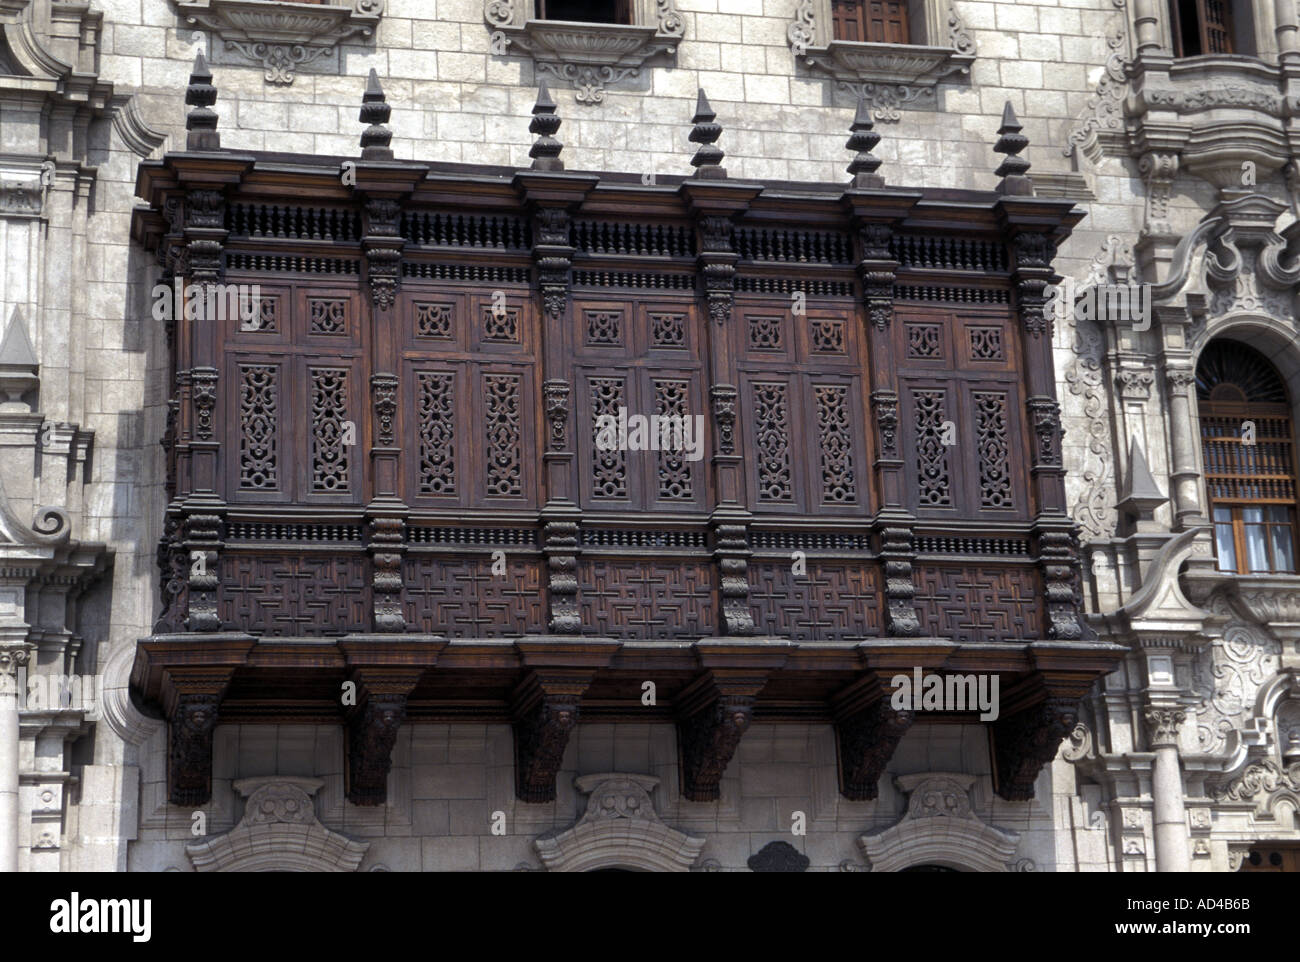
(362, 197), (403, 311)
(542, 516), (580, 633)
(368, 517), (405, 632)
(698, 213), (738, 326)
(835, 691), (914, 800)
(163, 668), (235, 805)
(1039, 526), (1085, 640)
(183, 512), (222, 631)
(533, 206), (574, 322)
(183, 187), (226, 287)
(676, 671), (768, 802)
(1011, 231), (1053, 341)
(880, 525), (921, 637)
(992, 695), (1079, 801)
(345, 668), (421, 805)
(512, 669), (593, 803)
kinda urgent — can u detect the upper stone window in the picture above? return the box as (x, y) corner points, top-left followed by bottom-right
(1197, 340), (1298, 575)
(1167, 0), (1253, 57)
(486, 0), (684, 105)
(786, 1), (974, 121)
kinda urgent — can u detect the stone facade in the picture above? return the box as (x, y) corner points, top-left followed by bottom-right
(2, 0), (1299, 870)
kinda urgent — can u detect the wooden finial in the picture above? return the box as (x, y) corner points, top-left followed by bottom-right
(359, 68), (394, 161)
(528, 80), (563, 172)
(846, 93), (883, 188)
(994, 101), (1032, 196)
(185, 52), (220, 152)
(689, 89), (725, 179)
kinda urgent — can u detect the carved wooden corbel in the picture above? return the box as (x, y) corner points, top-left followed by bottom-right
(345, 668), (422, 805)
(676, 671), (769, 802)
(992, 695), (1080, 801)
(164, 668), (235, 805)
(512, 669), (594, 803)
(835, 689), (915, 801)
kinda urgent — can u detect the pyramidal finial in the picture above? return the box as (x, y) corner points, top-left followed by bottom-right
(359, 68), (394, 161)
(529, 80), (563, 172)
(184, 52), (220, 152)
(0, 306), (39, 410)
(993, 100), (1032, 196)
(846, 92), (883, 188)
(689, 88), (725, 179)
(1118, 436), (1167, 529)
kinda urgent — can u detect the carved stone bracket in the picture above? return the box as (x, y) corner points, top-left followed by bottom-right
(163, 668), (235, 805)
(676, 671), (769, 802)
(836, 694), (914, 800)
(992, 696), (1079, 801)
(345, 668), (420, 805)
(512, 669), (593, 803)
(176, 0), (385, 85)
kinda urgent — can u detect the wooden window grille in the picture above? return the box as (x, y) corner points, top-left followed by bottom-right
(831, 0), (909, 44)
(1168, 0), (1236, 56)
(1197, 340), (1298, 574)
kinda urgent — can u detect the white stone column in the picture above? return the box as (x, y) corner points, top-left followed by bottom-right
(0, 645), (29, 872)
(1146, 706), (1189, 872)
(1278, 0), (1300, 56)
(1163, 366), (1205, 529)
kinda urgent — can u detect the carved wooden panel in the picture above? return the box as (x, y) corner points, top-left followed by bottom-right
(219, 553), (369, 636)
(912, 564), (1041, 642)
(578, 559), (715, 638)
(748, 562), (881, 639)
(236, 362), (281, 495)
(403, 556), (546, 635)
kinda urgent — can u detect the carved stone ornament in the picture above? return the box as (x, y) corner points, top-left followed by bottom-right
(176, 0), (385, 85)
(186, 776), (369, 872)
(485, 0), (685, 104)
(1211, 759), (1300, 816)
(859, 773), (1021, 871)
(787, 2), (975, 121)
(534, 773), (705, 871)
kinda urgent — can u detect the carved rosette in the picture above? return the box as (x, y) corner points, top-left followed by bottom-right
(1027, 397), (1062, 468)
(191, 367), (218, 442)
(714, 523), (754, 636)
(169, 690), (223, 805)
(543, 379), (569, 451)
(543, 519), (580, 633)
(880, 526), (920, 636)
(513, 672), (589, 803)
(183, 512), (223, 631)
(370, 373), (398, 447)
(679, 693), (753, 802)
(993, 696), (1079, 801)
(709, 384), (737, 456)
(1039, 530), (1084, 640)
(870, 390), (899, 459)
(1144, 706), (1186, 749)
(368, 516), (405, 632)
(346, 672), (416, 805)
(363, 198), (403, 310)
(837, 699), (914, 800)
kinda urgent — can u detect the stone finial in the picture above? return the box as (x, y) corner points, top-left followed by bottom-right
(1117, 436), (1167, 531)
(359, 68), (394, 161)
(0, 306), (39, 410)
(528, 80), (563, 172)
(689, 89), (725, 179)
(993, 101), (1032, 196)
(184, 52), (220, 152)
(846, 93), (883, 189)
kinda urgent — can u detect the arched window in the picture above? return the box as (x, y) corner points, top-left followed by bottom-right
(1197, 340), (1298, 574)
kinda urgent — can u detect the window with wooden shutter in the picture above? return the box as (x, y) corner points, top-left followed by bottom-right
(1197, 340), (1298, 574)
(1168, 0), (1236, 56)
(831, 0), (909, 44)
(535, 0), (631, 24)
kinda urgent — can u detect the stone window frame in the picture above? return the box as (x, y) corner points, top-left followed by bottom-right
(786, 0), (974, 121)
(484, 0), (685, 105)
(174, 0), (385, 86)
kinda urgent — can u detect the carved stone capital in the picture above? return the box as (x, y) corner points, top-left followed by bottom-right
(1144, 705), (1186, 748)
(1116, 366), (1155, 400)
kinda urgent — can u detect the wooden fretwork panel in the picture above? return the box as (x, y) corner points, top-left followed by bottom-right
(578, 559), (715, 638)
(219, 553), (369, 636)
(912, 565), (1041, 642)
(403, 556), (547, 636)
(748, 561), (881, 639)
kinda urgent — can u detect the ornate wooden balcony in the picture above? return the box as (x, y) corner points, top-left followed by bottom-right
(129, 62), (1123, 808)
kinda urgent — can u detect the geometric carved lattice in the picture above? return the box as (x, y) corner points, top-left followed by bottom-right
(403, 556), (546, 635)
(483, 372), (523, 498)
(591, 376), (628, 500)
(654, 378), (692, 501)
(906, 322), (942, 359)
(973, 391), (1012, 508)
(748, 562), (880, 639)
(238, 363), (279, 490)
(416, 371), (456, 496)
(815, 384), (856, 505)
(913, 565), (1040, 642)
(578, 560), (714, 639)
(219, 554), (369, 635)
(968, 325), (1003, 360)
(753, 381), (793, 502)
(308, 297), (347, 335)
(914, 388), (951, 507)
(309, 367), (350, 493)
(415, 301), (454, 338)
